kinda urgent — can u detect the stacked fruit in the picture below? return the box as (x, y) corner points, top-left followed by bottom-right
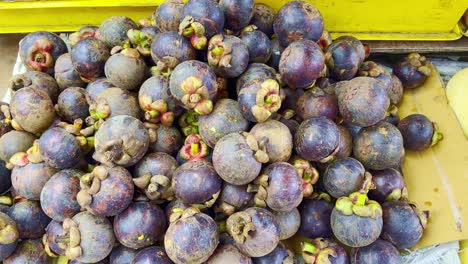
(0, 0), (441, 263)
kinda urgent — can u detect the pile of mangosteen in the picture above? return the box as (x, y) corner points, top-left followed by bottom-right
(0, 0), (441, 263)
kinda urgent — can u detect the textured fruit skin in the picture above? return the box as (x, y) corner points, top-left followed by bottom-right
(213, 133), (262, 185)
(251, 3), (275, 37)
(19, 31), (67, 75)
(393, 57), (428, 89)
(173, 160), (222, 205)
(70, 259), (109, 264)
(94, 115), (149, 167)
(279, 39), (325, 89)
(0, 131), (36, 163)
(10, 71), (60, 103)
(331, 207), (383, 247)
(95, 87), (141, 119)
(350, 239), (402, 264)
(273, 1), (323, 47)
(268, 38), (285, 69)
(368, 169), (405, 203)
(149, 125), (183, 155)
(252, 243), (291, 263)
(54, 53), (87, 90)
(86, 78), (113, 102)
(10, 87), (56, 134)
(294, 116), (339, 161)
(133, 246), (173, 264)
(241, 29), (271, 63)
(323, 158), (366, 198)
(263, 162), (303, 212)
(151, 32), (196, 68)
(114, 201), (167, 249)
(251, 120), (293, 163)
(218, 183), (253, 213)
(299, 198), (333, 238)
(71, 38), (110, 82)
(57, 87), (89, 122)
(336, 36), (366, 64)
(109, 245), (138, 264)
(40, 169), (83, 221)
(389, 74), (404, 105)
(139, 75), (181, 120)
(71, 212), (115, 263)
(199, 99), (249, 148)
(296, 87), (338, 121)
(12, 162), (57, 200)
(0, 211), (17, 261)
(165, 211), (219, 264)
(236, 63), (276, 95)
(353, 122), (405, 170)
(325, 40), (360, 81)
(154, 0), (185, 32)
(343, 122), (362, 139)
(336, 77), (390, 127)
(98, 16), (137, 48)
(8, 200), (51, 240)
(381, 201), (424, 249)
(39, 127), (82, 169)
(273, 208), (301, 240)
(336, 125), (353, 159)
(0, 161), (11, 194)
(105, 52), (148, 91)
(85, 166), (134, 217)
(207, 244), (252, 264)
(397, 114), (435, 151)
(182, 0), (225, 39)
(4, 240), (48, 264)
(220, 0), (254, 31)
(208, 35), (250, 78)
(133, 152), (178, 182)
(44, 220), (66, 256)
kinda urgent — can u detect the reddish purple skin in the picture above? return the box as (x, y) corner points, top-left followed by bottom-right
(154, 0), (185, 32)
(40, 169), (82, 221)
(10, 71), (60, 103)
(57, 87), (89, 123)
(8, 201), (51, 240)
(210, 35), (250, 78)
(133, 152), (178, 182)
(336, 77), (390, 127)
(336, 36), (366, 64)
(165, 199), (190, 223)
(70, 259), (109, 264)
(241, 29), (271, 63)
(368, 169), (405, 203)
(393, 58), (428, 89)
(96, 88), (141, 119)
(342, 122), (362, 139)
(0, 241), (17, 261)
(151, 32), (196, 68)
(397, 114), (434, 151)
(351, 239), (402, 264)
(359, 62), (393, 93)
(273, 1), (324, 47)
(331, 208), (383, 247)
(220, 0), (253, 31)
(296, 88), (338, 121)
(109, 245), (138, 264)
(54, 53), (87, 90)
(381, 201), (424, 249)
(251, 3), (275, 37)
(12, 162), (57, 200)
(323, 157), (366, 198)
(133, 246), (172, 264)
(236, 63), (276, 95)
(207, 244), (252, 264)
(213, 133), (262, 185)
(0, 130), (36, 163)
(199, 99), (249, 148)
(39, 127), (82, 169)
(114, 201), (167, 249)
(86, 166), (135, 217)
(252, 243), (289, 263)
(268, 38), (285, 70)
(105, 53), (148, 91)
(326, 41), (360, 81)
(139, 76), (181, 116)
(19, 31), (67, 75)
(336, 125), (353, 159)
(0, 160), (11, 194)
(281, 88), (304, 112)
(263, 162), (303, 212)
(173, 160), (222, 205)
(97, 16), (137, 48)
(353, 122), (405, 170)
(294, 116), (339, 161)
(86, 78), (114, 102)
(238, 79), (276, 122)
(279, 39), (325, 89)
(169, 60), (218, 108)
(279, 117), (300, 136)
(149, 125), (183, 155)
(71, 38), (110, 81)
(165, 212), (219, 263)
(273, 208), (301, 240)
(389, 74), (404, 105)
(250, 121), (295, 162)
(182, 0), (225, 38)
(299, 198), (334, 239)
(319, 241), (349, 264)
(4, 240), (48, 264)
(44, 220), (66, 256)
(218, 183), (253, 211)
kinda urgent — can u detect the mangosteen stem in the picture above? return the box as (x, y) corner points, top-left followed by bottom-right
(431, 130), (443, 147)
(55, 234), (70, 244)
(302, 242), (319, 254)
(211, 46), (224, 57)
(356, 193), (367, 206)
(0, 196), (12, 206)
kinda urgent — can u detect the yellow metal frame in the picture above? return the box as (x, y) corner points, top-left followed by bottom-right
(0, 0), (466, 40)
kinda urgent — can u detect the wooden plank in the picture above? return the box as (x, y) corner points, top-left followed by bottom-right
(366, 38), (468, 54)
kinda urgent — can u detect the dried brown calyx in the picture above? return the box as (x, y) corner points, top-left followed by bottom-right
(302, 238), (340, 264)
(291, 156), (319, 198)
(57, 218), (82, 260)
(76, 166), (109, 210)
(226, 211), (255, 244)
(133, 173), (173, 202)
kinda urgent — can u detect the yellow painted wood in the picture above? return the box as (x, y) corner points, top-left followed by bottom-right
(0, 0), (466, 40)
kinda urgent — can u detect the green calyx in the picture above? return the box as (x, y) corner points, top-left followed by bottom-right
(179, 16), (207, 50)
(251, 79), (282, 122)
(226, 211), (255, 244)
(180, 76), (213, 115)
(207, 35), (233, 68)
(247, 174), (269, 208)
(301, 239), (338, 264)
(335, 192), (382, 219)
(431, 122), (443, 147)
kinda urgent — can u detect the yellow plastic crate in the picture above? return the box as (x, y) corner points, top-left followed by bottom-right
(0, 0), (466, 40)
